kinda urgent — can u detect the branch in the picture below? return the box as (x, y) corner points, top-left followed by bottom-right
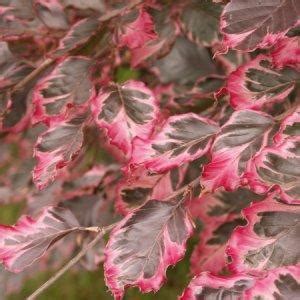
(12, 58), (53, 92)
(26, 223), (117, 300)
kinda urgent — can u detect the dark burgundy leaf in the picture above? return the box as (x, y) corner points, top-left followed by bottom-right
(154, 36), (218, 85)
(181, 0), (222, 46)
(50, 18), (100, 58)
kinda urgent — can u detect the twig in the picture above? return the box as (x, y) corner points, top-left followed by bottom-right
(26, 223), (117, 300)
(12, 58), (53, 92)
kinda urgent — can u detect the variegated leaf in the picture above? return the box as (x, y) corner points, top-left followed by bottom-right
(104, 198), (193, 299)
(51, 18), (100, 58)
(180, 273), (254, 300)
(92, 80), (159, 156)
(221, 0), (300, 51)
(115, 8), (157, 49)
(246, 138), (300, 203)
(130, 113), (219, 173)
(180, 0), (222, 46)
(227, 55), (300, 110)
(245, 267), (300, 299)
(33, 113), (87, 189)
(0, 207), (80, 272)
(33, 57), (94, 124)
(227, 194), (300, 273)
(202, 110), (274, 191)
(190, 188), (264, 275)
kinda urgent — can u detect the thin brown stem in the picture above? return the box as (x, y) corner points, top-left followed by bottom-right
(26, 223), (117, 300)
(12, 58), (53, 92)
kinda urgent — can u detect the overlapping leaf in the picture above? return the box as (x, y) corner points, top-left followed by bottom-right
(0, 207), (80, 272)
(34, 0), (69, 30)
(33, 57), (94, 124)
(247, 138), (300, 203)
(227, 194), (300, 273)
(271, 36), (300, 69)
(154, 36), (218, 85)
(92, 80), (159, 156)
(202, 110), (274, 191)
(50, 18), (100, 58)
(221, 0), (300, 51)
(130, 113), (218, 173)
(190, 188), (264, 275)
(130, 6), (177, 67)
(115, 8), (157, 50)
(118, 158), (203, 214)
(180, 0), (222, 46)
(180, 273), (254, 300)
(104, 197), (193, 299)
(33, 113), (87, 189)
(244, 267), (300, 299)
(227, 55), (300, 110)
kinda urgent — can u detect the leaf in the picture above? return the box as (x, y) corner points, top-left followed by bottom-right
(227, 194), (300, 273)
(61, 0), (105, 12)
(0, 0), (39, 39)
(34, 0), (68, 30)
(130, 113), (219, 173)
(246, 138), (300, 203)
(273, 108), (300, 144)
(117, 158), (204, 214)
(91, 80), (159, 156)
(180, 0), (222, 46)
(130, 6), (177, 67)
(180, 273), (254, 300)
(271, 36), (300, 69)
(202, 110), (274, 191)
(221, 0), (300, 51)
(190, 188), (264, 275)
(154, 36), (218, 85)
(59, 194), (111, 227)
(104, 198), (193, 299)
(245, 267), (300, 299)
(115, 8), (157, 49)
(227, 55), (300, 110)
(33, 113), (87, 190)
(0, 207), (80, 272)
(0, 42), (34, 90)
(50, 18), (100, 58)
(33, 57), (94, 124)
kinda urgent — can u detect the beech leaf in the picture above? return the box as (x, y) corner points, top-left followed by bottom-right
(227, 194), (300, 273)
(92, 80), (159, 156)
(0, 207), (80, 272)
(221, 0), (300, 51)
(104, 198), (193, 299)
(130, 113), (218, 173)
(202, 110), (274, 191)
